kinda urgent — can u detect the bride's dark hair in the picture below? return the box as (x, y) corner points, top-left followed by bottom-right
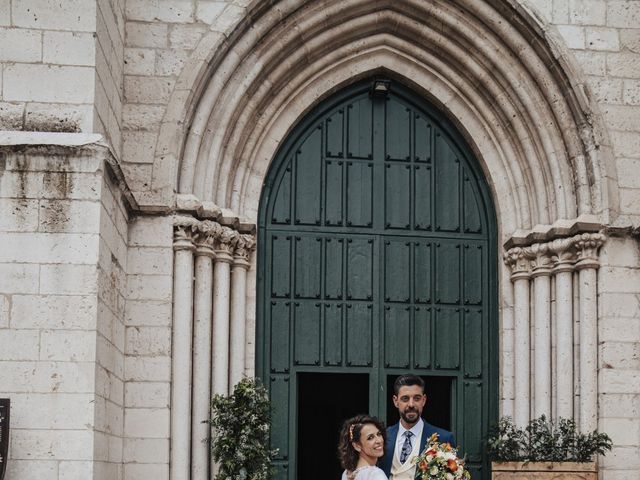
(338, 414), (387, 472)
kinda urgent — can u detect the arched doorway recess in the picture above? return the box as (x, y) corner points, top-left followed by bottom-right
(257, 79), (498, 480)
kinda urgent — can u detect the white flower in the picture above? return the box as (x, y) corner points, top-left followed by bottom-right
(430, 466), (439, 475)
(446, 474), (454, 480)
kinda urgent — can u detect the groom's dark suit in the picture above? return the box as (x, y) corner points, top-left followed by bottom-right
(379, 420), (456, 478)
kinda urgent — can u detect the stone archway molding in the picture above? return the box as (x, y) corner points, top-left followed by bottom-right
(148, 0), (618, 238)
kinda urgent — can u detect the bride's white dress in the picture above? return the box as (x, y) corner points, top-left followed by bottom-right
(341, 465), (388, 480)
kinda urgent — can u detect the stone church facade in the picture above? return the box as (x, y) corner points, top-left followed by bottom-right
(0, 0), (639, 479)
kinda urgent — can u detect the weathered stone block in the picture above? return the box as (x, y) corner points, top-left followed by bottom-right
(124, 48), (156, 76)
(623, 79), (640, 105)
(0, 294), (8, 328)
(586, 27), (620, 51)
(124, 463), (169, 480)
(124, 356), (171, 382)
(10, 428), (94, 460)
(127, 0), (194, 23)
(0, 101), (25, 130)
(126, 22), (168, 48)
(611, 131), (640, 158)
(124, 76), (175, 104)
(125, 326), (171, 356)
(0, 0), (9, 25)
(0, 329), (39, 360)
(40, 264), (98, 295)
(128, 216), (173, 247)
(123, 131), (157, 164)
(12, 0), (96, 31)
(0, 263), (39, 294)
(127, 247), (172, 275)
(123, 104), (165, 131)
(11, 294), (97, 330)
(0, 28), (42, 62)
(0, 199), (40, 231)
(0, 360), (95, 393)
(6, 460), (58, 480)
(0, 233), (99, 264)
(10, 393), (94, 429)
(557, 24), (585, 49)
(155, 48), (190, 76)
(600, 369), (640, 394)
(125, 300), (172, 327)
(43, 31), (96, 66)
(58, 461), (93, 479)
(40, 330), (97, 362)
(607, 52), (640, 78)
(39, 199), (101, 233)
(124, 408), (170, 438)
(3, 64), (95, 103)
(600, 341), (640, 370)
(607, 1), (640, 28)
(169, 24), (207, 49)
(124, 381), (170, 408)
(599, 393), (640, 418)
(123, 438), (169, 463)
(569, 0), (606, 26)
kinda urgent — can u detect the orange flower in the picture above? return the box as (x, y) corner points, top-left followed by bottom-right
(425, 448), (436, 456)
(447, 459), (458, 472)
(418, 460), (429, 472)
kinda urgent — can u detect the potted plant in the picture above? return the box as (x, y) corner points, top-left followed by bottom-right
(488, 416), (612, 479)
(210, 377), (277, 480)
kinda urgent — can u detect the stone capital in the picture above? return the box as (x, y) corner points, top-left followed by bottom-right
(233, 234), (256, 266)
(549, 236), (577, 273)
(214, 226), (240, 263)
(503, 247), (531, 280)
(528, 243), (553, 278)
(573, 232), (606, 271)
(173, 215), (199, 251)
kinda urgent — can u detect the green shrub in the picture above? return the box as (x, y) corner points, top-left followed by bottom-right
(210, 377), (277, 480)
(487, 416), (612, 462)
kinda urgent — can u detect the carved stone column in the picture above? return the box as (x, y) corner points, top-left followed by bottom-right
(229, 234), (256, 388)
(574, 233), (605, 432)
(550, 237), (576, 420)
(530, 243), (553, 419)
(191, 221), (219, 480)
(504, 247), (532, 427)
(212, 227), (239, 395)
(171, 219), (197, 480)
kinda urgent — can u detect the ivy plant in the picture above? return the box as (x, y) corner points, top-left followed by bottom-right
(210, 377), (277, 480)
(488, 415), (612, 463)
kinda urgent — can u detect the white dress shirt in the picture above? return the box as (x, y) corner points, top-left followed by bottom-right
(395, 418), (424, 462)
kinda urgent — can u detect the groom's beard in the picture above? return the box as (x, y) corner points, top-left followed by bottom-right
(400, 407), (421, 425)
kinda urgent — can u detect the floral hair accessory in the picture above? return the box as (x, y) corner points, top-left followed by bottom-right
(349, 424), (356, 442)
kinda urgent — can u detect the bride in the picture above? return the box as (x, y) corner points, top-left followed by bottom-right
(338, 415), (388, 480)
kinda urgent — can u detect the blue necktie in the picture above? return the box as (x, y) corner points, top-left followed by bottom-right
(400, 431), (413, 464)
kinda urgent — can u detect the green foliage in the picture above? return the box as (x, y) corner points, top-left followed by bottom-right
(210, 377), (277, 480)
(487, 416), (612, 463)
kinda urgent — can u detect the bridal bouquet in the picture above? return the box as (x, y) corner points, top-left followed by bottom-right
(414, 433), (471, 480)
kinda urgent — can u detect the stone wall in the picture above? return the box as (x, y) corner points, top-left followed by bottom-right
(0, 0), (125, 158)
(123, 215), (173, 480)
(0, 136), (129, 480)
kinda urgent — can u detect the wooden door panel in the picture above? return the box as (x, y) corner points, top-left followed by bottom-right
(259, 81), (496, 480)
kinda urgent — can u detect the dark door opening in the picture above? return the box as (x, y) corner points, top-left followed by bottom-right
(385, 375), (453, 431)
(297, 373), (369, 479)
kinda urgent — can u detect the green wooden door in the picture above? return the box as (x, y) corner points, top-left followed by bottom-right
(257, 80), (497, 480)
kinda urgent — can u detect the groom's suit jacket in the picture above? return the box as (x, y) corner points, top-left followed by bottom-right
(379, 421), (456, 479)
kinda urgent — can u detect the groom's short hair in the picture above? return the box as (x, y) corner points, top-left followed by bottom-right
(393, 375), (425, 395)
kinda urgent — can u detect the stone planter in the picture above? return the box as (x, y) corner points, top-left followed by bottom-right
(491, 461), (597, 479)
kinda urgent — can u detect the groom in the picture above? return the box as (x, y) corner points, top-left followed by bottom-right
(379, 375), (455, 479)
